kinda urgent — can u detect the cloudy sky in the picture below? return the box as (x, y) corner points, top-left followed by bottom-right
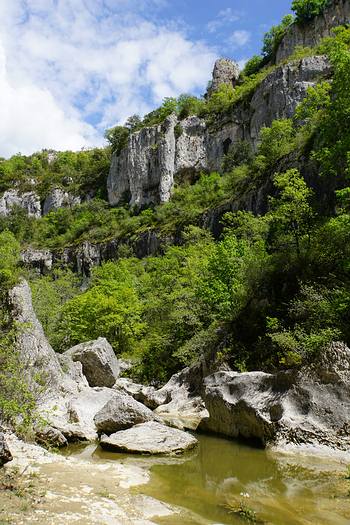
(0, 0), (292, 158)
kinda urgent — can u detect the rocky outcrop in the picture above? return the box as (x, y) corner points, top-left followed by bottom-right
(200, 342), (350, 453)
(206, 58), (240, 97)
(115, 370), (209, 431)
(0, 190), (41, 218)
(108, 56), (331, 207)
(276, 0), (350, 63)
(100, 421), (198, 455)
(64, 338), (120, 388)
(9, 280), (63, 389)
(108, 114), (177, 207)
(21, 248), (53, 274)
(43, 188), (81, 215)
(0, 433), (13, 466)
(93, 392), (156, 434)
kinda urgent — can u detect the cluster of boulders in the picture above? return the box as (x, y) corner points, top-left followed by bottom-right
(3, 278), (350, 462)
(6, 280), (199, 456)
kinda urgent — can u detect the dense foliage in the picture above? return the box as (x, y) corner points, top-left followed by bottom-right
(292, 0), (331, 23)
(2, 5), (350, 386)
(0, 231), (37, 432)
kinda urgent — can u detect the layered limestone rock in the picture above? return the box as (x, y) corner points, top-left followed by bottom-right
(43, 188), (81, 215)
(206, 58), (240, 97)
(108, 114), (177, 207)
(0, 190), (41, 218)
(108, 56), (331, 207)
(276, 0), (350, 63)
(200, 342), (350, 453)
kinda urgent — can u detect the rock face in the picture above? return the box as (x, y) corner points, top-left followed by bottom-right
(21, 248), (53, 274)
(43, 188), (81, 215)
(93, 392), (156, 434)
(200, 342), (350, 453)
(108, 114), (177, 207)
(0, 433), (13, 467)
(9, 280), (63, 388)
(0, 190), (41, 218)
(108, 56), (331, 208)
(64, 338), (120, 388)
(207, 58), (240, 97)
(100, 421), (198, 455)
(276, 0), (350, 63)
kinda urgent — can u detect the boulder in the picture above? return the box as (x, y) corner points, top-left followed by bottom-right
(0, 433), (13, 466)
(93, 392), (156, 434)
(100, 421), (198, 455)
(35, 426), (68, 448)
(200, 342), (350, 453)
(113, 378), (166, 410)
(44, 386), (117, 442)
(64, 338), (119, 388)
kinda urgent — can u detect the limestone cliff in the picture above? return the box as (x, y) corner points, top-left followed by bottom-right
(108, 56), (331, 208)
(276, 0), (350, 63)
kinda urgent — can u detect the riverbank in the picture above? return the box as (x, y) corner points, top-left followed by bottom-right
(2, 432), (350, 525)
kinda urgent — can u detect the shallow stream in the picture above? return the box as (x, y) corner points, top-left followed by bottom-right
(62, 433), (350, 525)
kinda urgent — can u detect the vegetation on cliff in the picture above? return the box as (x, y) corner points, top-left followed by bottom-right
(0, 1), (349, 384)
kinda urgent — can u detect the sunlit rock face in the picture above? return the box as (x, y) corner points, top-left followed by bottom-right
(107, 56), (331, 208)
(276, 0), (350, 63)
(0, 190), (41, 218)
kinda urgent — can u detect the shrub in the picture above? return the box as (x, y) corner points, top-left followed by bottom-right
(242, 55), (264, 77)
(292, 0), (331, 23)
(262, 15), (294, 60)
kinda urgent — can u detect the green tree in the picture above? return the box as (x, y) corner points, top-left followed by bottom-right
(104, 126), (129, 154)
(292, 0), (331, 23)
(262, 15), (294, 60)
(269, 169), (313, 257)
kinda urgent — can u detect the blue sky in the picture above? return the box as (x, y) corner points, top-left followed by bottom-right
(0, 0), (292, 157)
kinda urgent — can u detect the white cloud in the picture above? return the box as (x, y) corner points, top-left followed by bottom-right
(0, 0), (216, 158)
(229, 30), (251, 48)
(207, 7), (241, 34)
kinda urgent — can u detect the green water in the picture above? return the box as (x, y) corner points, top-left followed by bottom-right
(65, 433), (350, 525)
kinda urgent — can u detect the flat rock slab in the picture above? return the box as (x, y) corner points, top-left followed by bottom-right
(100, 421), (198, 455)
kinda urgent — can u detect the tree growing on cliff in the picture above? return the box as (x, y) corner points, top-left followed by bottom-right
(292, 0), (331, 23)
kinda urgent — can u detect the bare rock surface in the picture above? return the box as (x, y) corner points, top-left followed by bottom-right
(43, 188), (81, 215)
(276, 0), (350, 63)
(207, 58), (240, 97)
(64, 337), (120, 388)
(200, 342), (350, 453)
(94, 392), (156, 434)
(108, 56), (331, 207)
(0, 190), (41, 218)
(100, 421), (198, 455)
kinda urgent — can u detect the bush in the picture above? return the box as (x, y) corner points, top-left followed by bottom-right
(262, 15), (294, 60)
(292, 0), (331, 23)
(242, 55), (264, 77)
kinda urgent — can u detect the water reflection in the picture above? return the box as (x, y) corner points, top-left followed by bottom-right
(64, 434), (350, 525)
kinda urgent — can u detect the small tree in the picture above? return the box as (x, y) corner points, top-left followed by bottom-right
(104, 126), (129, 155)
(269, 169), (314, 257)
(292, 0), (331, 23)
